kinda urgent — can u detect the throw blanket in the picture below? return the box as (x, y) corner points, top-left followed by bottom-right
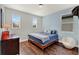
(29, 33), (49, 43)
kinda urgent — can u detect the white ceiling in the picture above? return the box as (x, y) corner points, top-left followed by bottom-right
(2, 4), (78, 16)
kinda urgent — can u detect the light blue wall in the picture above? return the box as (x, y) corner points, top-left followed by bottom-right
(2, 7), (43, 42)
(43, 7), (79, 46)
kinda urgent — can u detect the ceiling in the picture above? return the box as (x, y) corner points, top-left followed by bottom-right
(2, 4), (78, 16)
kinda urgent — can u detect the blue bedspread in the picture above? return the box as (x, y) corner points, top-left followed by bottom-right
(28, 32), (58, 46)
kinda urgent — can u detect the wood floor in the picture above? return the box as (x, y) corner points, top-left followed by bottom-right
(20, 41), (78, 55)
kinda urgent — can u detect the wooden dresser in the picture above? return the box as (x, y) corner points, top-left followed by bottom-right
(1, 35), (19, 55)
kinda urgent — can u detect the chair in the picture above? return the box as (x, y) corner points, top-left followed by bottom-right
(61, 37), (76, 49)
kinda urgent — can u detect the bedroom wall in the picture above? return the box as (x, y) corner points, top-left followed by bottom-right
(43, 7), (79, 47)
(2, 7), (43, 42)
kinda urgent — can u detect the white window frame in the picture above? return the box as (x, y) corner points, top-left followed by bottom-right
(32, 16), (37, 28)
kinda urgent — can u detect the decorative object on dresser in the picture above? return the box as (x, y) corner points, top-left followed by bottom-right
(1, 31), (9, 40)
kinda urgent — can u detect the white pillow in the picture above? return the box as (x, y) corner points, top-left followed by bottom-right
(44, 30), (50, 33)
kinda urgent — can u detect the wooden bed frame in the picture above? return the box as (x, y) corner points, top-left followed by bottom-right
(28, 38), (58, 50)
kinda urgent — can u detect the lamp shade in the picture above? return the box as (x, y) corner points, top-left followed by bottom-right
(72, 6), (79, 16)
(3, 24), (11, 30)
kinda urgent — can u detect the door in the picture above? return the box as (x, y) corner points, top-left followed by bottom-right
(0, 9), (2, 28)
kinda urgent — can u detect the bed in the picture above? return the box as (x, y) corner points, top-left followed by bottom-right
(28, 32), (59, 49)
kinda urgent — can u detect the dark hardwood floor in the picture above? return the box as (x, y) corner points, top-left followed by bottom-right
(20, 41), (78, 55)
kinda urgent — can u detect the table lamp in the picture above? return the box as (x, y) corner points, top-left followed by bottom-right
(1, 24), (11, 40)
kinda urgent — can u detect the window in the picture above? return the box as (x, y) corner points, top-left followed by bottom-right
(61, 14), (73, 32)
(32, 16), (37, 28)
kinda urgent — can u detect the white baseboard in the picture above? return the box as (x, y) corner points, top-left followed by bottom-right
(58, 39), (62, 43)
(75, 45), (79, 48)
(20, 39), (28, 42)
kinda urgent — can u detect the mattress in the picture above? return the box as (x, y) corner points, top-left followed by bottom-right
(28, 32), (58, 46)
(29, 33), (49, 43)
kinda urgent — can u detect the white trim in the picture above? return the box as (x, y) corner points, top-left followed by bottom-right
(20, 39), (28, 42)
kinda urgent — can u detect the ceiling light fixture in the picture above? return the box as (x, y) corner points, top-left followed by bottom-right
(38, 4), (43, 7)
(72, 6), (79, 16)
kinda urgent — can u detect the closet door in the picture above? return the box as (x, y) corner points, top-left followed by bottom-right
(0, 9), (2, 28)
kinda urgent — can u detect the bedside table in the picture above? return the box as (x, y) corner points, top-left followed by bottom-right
(1, 35), (19, 55)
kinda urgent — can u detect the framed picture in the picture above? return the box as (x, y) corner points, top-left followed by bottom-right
(12, 15), (21, 29)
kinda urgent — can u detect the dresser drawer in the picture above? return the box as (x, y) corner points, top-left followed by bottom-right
(1, 38), (19, 55)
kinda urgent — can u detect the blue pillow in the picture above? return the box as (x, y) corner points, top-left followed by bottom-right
(51, 30), (57, 34)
